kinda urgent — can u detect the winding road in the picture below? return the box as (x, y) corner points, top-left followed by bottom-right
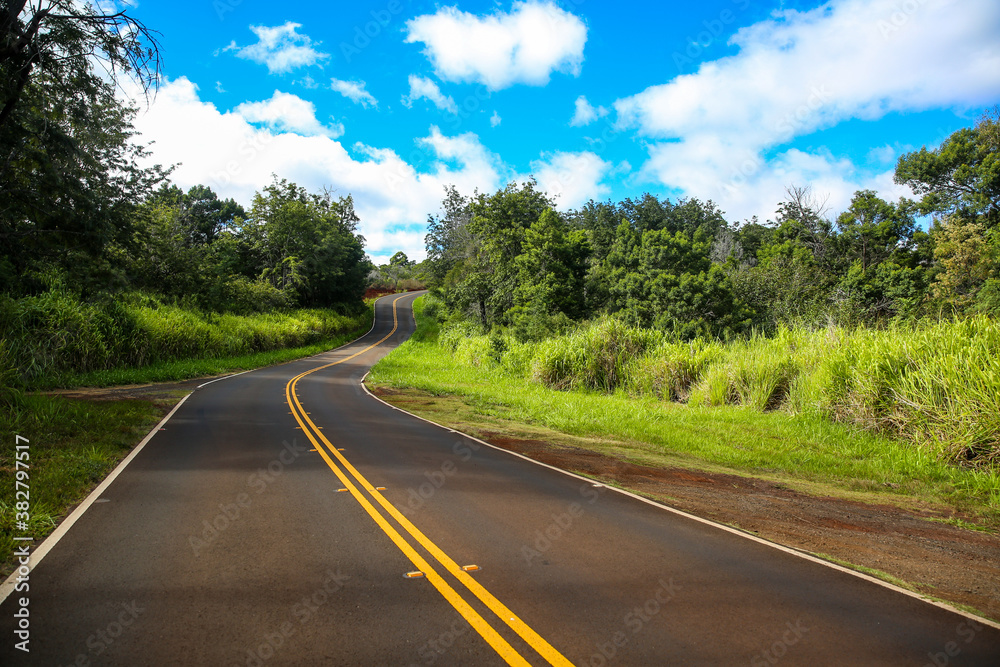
(2, 292), (999, 665)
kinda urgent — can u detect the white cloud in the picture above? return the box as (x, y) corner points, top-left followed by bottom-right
(867, 144), (897, 165)
(402, 75), (458, 114)
(405, 1), (587, 90)
(490, 111), (502, 127)
(529, 151), (613, 209)
(226, 23), (330, 74)
(330, 78), (378, 108)
(297, 75), (319, 90)
(570, 95), (608, 127)
(235, 90), (343, 138)
(614, 0), (1000, 221)
(127, 78), (509, 261)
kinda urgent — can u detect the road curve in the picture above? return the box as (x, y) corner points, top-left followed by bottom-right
(2, 292), (998, 665)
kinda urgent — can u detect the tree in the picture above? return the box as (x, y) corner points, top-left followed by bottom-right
(147, 183), (246, 247)
(0, 1), (165, 295)
(458, 179), (554, 328)
(1, 0), (161, 127)
(424, 185), (475, 289)
(772, 185), (838, 270)
(895, 110), (1000, 229)
(389, 251), (413, 267)
(836, 190), (916, 274)
(929, 216), (995, 313)
(833, 191), (926, 321)
(247, 178), (368, 307)
(648, 265), (751, 340)
(509, 208), (590, 340)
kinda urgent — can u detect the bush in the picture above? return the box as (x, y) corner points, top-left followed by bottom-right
(691, 328), (815, 410)
(531, 318), (662, 391)
(630, 339), (723, 401)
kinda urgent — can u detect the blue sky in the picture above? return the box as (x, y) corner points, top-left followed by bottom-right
(120, 0), (1000, 262)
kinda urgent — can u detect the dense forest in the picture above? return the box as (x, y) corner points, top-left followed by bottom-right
(424, 110), (1000, 342)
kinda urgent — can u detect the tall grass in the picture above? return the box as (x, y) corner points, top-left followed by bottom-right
(431, 302), (1000, 469)
(0, 289), (371, 389)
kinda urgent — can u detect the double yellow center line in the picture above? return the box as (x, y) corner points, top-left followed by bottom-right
(285, 295), (573, 667)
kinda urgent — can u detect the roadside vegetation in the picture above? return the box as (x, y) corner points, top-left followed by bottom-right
(0, 300), (373, 579)
(0, 291), (372, 390)
(369, 296), (1000, 524)
(367, 251), (430, 295)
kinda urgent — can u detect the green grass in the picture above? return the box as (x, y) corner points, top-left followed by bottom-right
(0, 290), (374, 389)
(813, 553), (921, 592)
(0, 393), (165, 579)
(58, 322), (371, 388)
(368, 297), (1000, 523)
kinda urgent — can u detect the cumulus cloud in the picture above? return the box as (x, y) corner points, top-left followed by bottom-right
(127, 78), (509, 261)
(402, 75), (458, 114)
(529, 151), (613, 209)
(235, 90), (343, 138)
(330, 78), (378, 108)
(490, 111), (502, 127)
(569, 95), (608, 127)
(226, 23), (330, 74)
(614, 0), (1000, 221)
(405, 1), (587, 90)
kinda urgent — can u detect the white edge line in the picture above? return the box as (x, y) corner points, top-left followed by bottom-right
(358, 373), (1000, 631)
(0, 392), (193, 605)
(197, 370), (252, 389)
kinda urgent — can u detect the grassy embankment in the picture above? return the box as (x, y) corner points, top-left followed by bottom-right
(368, 296), (1000, 526)
(0, 291), (374, 577)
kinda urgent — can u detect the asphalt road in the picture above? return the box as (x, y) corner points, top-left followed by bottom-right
(2, 292), (999, 666)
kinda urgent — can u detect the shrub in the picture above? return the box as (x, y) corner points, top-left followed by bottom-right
(531, 318), (662, 391)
